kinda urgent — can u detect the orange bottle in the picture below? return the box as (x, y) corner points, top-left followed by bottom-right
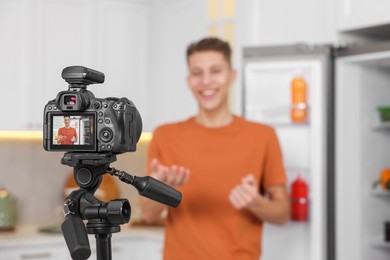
(291, 75), (308, 123)
(380, 168), (390, 190)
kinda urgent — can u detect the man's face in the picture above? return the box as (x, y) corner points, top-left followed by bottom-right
(64, 117), (70, 127)
(187, 51), (236, 113)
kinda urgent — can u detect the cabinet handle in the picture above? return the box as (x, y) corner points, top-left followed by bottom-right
(21, 252), (51, 259)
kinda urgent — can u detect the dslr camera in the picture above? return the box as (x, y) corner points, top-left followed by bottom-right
(43, 66), (142, 154)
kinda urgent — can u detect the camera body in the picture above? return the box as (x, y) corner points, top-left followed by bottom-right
(43, 66), (142, 154)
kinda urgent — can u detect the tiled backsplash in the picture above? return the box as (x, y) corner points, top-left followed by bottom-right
(0, 139), (149, 226)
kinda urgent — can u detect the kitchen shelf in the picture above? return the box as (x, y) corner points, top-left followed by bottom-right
(371, 188), (390, 197)
(372, 122), (390, 130)
(372, 109), (390, 130)
(245, 104), (310, 126)
(371, 236), (390, 249)
(271, 122), (310, 128)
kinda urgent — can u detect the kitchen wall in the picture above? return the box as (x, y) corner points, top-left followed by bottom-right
(0, 0), (338, 228)
(1, 0), (388, 234)
(0, 138), (149, 226)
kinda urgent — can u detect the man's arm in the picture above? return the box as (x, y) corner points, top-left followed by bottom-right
(229, 174), (290, 225)
(139, 196), (168, 224)
(139, 159), (190, 224)
(71, 128), (77, 143)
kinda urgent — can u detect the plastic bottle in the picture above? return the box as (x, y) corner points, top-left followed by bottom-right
(380, 168), (390, 190)
(291, 174), (309, 222)
(290, 74), (308, 123)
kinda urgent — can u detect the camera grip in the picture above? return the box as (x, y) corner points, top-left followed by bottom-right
(133, 176), (182, 208)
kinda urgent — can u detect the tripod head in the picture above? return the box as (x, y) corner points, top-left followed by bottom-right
(61, 152), (182, 260)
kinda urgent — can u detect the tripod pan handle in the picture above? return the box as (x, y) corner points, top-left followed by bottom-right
(133, 176), (182, 208)
(62, 214), (91, 260)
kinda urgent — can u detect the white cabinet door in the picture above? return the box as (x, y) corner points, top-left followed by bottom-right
(0, 0), (32, 130)
(0, 0), (94, 130)
(0, 0), (151, 131)
(33, 0), (94, 131)
(144, 0), (207, 131)
(1, 244), (70, 260)
(92, 0), (150, 119)
(38, 0), (151, 132)
(110, 234), (163, 260)
(337, 0), (390, 31)
(139, 236), (164, 259)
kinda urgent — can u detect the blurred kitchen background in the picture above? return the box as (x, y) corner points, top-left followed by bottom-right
(1, 0), (390, 260)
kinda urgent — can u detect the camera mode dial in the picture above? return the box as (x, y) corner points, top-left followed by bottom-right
(99, 128), (113, 143)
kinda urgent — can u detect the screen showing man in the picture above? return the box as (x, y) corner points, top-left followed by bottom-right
(49, 114), (95, 151)
(56, 115), (77, 145)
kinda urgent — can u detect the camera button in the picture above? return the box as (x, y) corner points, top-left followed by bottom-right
(93, 101), (102, 110)
(101, 144), (106, 149)
(103, 103), (108, 108)
(98, 119), (103, 124)
(98, 111), (104, 117)
(107, 145), (112, 150)
(99, 128), (113, 142)
(48, 106), (52, 110)
(105, 119), (111, 124)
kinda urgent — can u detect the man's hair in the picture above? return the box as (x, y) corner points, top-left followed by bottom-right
(186, 37), (232, 66)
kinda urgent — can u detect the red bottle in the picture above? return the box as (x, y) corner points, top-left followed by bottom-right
(291, 175), (309, 222)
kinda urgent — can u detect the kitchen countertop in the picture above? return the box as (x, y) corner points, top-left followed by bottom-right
(0, 224), (164, 248)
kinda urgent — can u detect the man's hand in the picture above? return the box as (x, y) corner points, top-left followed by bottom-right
(229, 174), (260, 210)
(57, 135), (66, 143)
(150, 158), (191, 187)
(229, 174), (290, 224)
(139, 158), (190, 224)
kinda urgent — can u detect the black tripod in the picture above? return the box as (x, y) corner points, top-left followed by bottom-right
(60, 152), (182, 260)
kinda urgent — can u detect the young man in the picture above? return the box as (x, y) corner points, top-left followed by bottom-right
(57, 115), (77, 144)
(139, 37), (289, 260)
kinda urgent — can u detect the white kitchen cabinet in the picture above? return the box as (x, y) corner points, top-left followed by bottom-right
(30, 0), (94, 131)
(1, 238), (163, 260)
(235, 0), (337, 47)
(145, 0), (207, 131)
(0, 0), (94, 130)
(108, 235), (163, 259)
(0, 0), (209, 131)
(1, 243), (70, 260)
(89, 236), (142, 260)
(337, 0), (390, 31)
(0, 226), (164, 260)
(135, 236), (164, 259)
(89, 0), (150, 119)
(0, 0), (34, 130)
(0, 0), (151, 131)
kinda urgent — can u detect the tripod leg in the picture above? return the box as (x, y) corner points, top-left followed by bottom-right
(95, 234), (112, 260)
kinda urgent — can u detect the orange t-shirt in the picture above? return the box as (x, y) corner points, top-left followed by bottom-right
(58, 127), (77, 144)
(147, 116), (286, 260)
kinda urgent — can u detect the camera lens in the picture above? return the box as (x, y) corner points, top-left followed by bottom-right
(99, 128), (113, 142)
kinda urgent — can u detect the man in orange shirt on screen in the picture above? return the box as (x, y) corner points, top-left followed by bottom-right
(57, 115), (77, 145)
(139, 37), (289, 260)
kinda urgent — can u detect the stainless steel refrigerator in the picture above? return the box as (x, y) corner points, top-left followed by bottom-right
(242, 42), (390, 260)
